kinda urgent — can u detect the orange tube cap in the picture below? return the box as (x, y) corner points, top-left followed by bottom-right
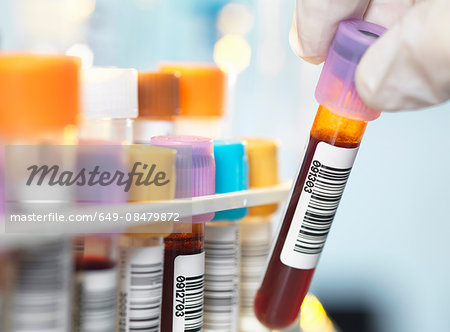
(159, 63), (226, 117)
(0, 54), (80, 138)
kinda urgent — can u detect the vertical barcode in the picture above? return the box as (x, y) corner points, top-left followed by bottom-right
(74, 268), (116, 332)
(240, 222), (271, 312)
(239, 221), (271, 332)
(240, 240), (270, 310)
(119, 245), (164, 332)
(184, 275), (204, 332)
(293, 164), (351, 255)
(128, 261), (163, 332)
(11, 241), (71, 332)
(204, 224), (239, 331)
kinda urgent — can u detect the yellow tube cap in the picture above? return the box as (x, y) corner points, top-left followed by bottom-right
(0, 54), (80, 138)
(159, 63), (226, 117)
(244, 138), (279, 216)
(126, 145), (177, 236)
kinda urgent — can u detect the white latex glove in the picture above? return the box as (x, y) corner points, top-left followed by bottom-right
(289, 0), (450, 111)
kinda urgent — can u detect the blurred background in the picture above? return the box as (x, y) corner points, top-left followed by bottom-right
(0, 1), (449, 331)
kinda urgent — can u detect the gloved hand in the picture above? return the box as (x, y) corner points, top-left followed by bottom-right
(289, 0), (450, 111)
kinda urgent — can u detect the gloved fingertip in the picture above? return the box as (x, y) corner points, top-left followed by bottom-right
(289, 23), (325, 65)
(355, 62), (402, 111)
(299, 56), (325, 66)
(355, 65), (376, 108)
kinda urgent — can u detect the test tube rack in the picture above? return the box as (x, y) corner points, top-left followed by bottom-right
(0, 182), (291, 250)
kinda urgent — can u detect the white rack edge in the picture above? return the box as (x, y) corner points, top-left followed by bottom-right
(0, 182), (292, 250)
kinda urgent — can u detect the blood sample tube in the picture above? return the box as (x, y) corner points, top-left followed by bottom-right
(118, 72), (179, 331)
(254, 20), (387, 329)
(150, 135), (215, 332)
(74, 67), (138, 331)
(0, 54), (80, 332)
(73, 144), (127, 332)
(239, 139), (279, 332)
(159, 64), (226, 138)
(116, 145), (176, 332)
(133, 72), (180, 143)
(204, 140), (248, 332)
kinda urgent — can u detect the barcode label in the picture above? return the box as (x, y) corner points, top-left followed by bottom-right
(74, 267), (116, 332)
(281, 142), (358, 270)
(118, 245), (164, 332)
(204, 223), (239, 332)
(239, 221), (271, 332)
(11, 240), (72, 332)
(173, 252), (205, 332)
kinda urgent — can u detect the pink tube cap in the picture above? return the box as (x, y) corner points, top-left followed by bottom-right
(315, 19), (387, 121)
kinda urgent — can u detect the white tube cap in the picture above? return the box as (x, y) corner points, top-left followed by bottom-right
(82, 67), (138, 119)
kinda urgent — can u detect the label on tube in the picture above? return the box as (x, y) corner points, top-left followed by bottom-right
(172, 252), (205, 332)
(204, 223), (240, 332)
(11, 241), (72, 332)
(280, 142), (358, 270)
(240, 221), (271, 313)
(118, 245), (164, 332)
(74, 268), (116, 332)
(239, 221), (272, 332)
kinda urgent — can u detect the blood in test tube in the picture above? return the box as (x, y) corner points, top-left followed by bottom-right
(254, 20), (387, 330)
(151, 135), (215, 332)
(73, 240), (117, 331)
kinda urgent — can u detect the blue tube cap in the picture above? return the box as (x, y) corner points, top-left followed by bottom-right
(212, 140), (248, 221)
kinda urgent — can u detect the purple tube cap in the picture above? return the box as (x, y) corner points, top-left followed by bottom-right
(150, 135), (215, 198)
(315, 19), (387, 121)
(76, 140), (128, 204)
(151, 135), (215, 223)
(150, 135), (214, 157)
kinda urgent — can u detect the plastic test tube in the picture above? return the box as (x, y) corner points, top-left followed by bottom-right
(133, 72), (180, 143)
(0, 54), (80, 332)
(159, 64), (226, 138)
(203, 140), (248, 332)
(239, 139), (279, 332)
(73, 143), (127, 332)
(254, 20), (387, 329)
(117, 72), (180, 331)
(79, 67), (138, 144)
(74, 67), (138, 330)
(116, 145), (176, 332)
(150, 135), (215, 332)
